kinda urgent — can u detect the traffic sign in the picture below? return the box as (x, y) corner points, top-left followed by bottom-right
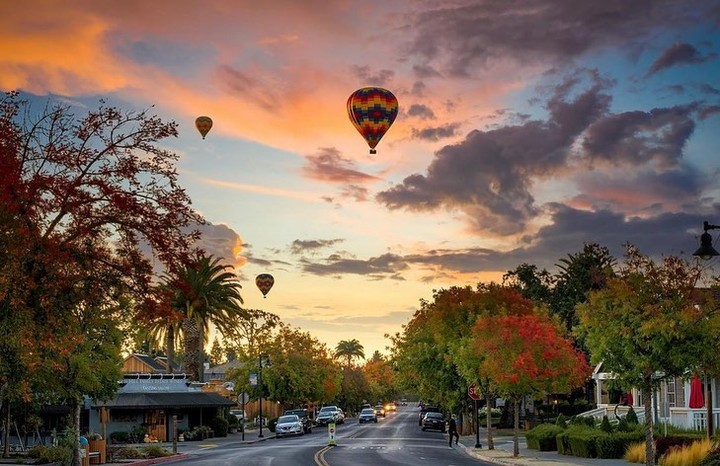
(468, 383), (481, 401)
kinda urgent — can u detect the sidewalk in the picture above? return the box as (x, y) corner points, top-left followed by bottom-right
(102, 427), (270, 466)
(457, 430), (630, 466)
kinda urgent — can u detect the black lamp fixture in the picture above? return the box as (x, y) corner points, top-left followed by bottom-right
(693, 221), (720, 260)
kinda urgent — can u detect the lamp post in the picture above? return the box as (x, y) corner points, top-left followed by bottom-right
(693, 221), (720, 260)
(692, 221), (719, 439)
(257, 353), (271, 438)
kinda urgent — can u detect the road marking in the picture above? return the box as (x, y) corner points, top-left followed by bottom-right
(314, 445), (333, 466)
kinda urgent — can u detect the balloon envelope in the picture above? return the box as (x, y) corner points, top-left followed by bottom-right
(347, 87), (398, 154)
(255, 273), (274, 298)
(195, 116), (213, 139)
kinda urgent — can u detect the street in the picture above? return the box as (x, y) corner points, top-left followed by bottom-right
(166, 405), (495, 466)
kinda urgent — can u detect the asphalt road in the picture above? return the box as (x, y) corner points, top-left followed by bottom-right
(166, 406), (495, 466)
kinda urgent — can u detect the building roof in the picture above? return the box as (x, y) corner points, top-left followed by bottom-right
(92, 392), (235, 409)
(124, 354), (168, 373)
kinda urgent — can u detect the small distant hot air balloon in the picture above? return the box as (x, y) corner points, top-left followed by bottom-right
(255, 273), (274, 298)
(195, 116), (213, 139)
(347, 87), (398, 154)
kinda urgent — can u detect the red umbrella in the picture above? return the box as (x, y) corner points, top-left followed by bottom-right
(689, 376), (705, 409)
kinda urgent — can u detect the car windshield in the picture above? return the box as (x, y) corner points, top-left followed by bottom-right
(278, 415), (298, 423)
(361, 409), (374, 414)
(319, 407), (336, 413)
(426, 413), (443, 419)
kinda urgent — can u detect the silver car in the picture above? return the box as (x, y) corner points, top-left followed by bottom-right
(275, 414), (304, 437)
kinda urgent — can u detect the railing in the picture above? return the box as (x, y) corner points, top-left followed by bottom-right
(691, 410), (720, 431)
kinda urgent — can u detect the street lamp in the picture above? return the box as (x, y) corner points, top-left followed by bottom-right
(257, 354), (271, 438)
(691, 221), (718, 439)
(693, 221), (720, 260)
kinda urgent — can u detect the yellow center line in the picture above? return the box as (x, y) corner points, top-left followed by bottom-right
(314, 445), (333, 466)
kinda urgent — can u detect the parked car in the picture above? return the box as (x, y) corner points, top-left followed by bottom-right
(422, 412), (446, 432)
(335, 408), (346, 424)
(419, 405), (441, 425)
(316, 405), (344, 426)
(358, 408), (378, 423)
(229, 408), (247, 422)
(284, 408), (312, 433)
(275, 414), (304, 437)
(374, 404), (386, 417)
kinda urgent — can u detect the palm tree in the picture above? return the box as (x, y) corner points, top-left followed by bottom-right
(164, 253), (245, 381)
(334, 339), (365, 367)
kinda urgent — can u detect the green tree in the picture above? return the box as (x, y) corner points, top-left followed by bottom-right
(163, 254), (245, 382)
(334, 339), (365, 367)
(576, 245), (710, 466)
(551, 243), (616, 336)
(209, 337), (225, 367)
(503, 263), (553, 304)
(223, 308), (281, 358)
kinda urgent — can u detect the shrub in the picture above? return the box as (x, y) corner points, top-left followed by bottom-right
(557, 425), (595, 456)
(114, 446), (146, 459)
(656, 434), (705, 460)
(660, 438), (712, 466)
(209, 416), (229, 437)
(617, 417), (631, 432)
(700, 444), (720, 466)
(143, 444), (173, 458)
(556, 413), (567, 428)
(625, 406), (639, 424)
(600, 415), (613, 433)
(27, 444), (73, 465)
(110, 431), (129, 443)
(526, 424), (564, 451)
(567, 428), (604, 458)
(624, 441), (647, 464)
(597, 430), (646, 459)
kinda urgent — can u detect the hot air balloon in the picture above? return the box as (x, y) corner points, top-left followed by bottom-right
(255, 273), (274, 298)
(195, 116), (213, 139)
(347, 87), (398, 154)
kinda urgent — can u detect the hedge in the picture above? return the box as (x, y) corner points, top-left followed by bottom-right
(526, 424), (565, 451)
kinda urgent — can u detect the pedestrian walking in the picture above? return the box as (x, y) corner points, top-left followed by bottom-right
(448, 414), (459, 447)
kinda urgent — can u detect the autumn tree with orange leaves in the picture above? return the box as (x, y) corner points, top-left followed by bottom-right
(0, 92), (202, 462)
(473, 311), (590, 457)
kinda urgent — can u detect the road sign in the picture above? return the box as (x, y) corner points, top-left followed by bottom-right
(468, 383), (481, 401)
(237, 392), (249, 404)
(328, 422), (336, 446)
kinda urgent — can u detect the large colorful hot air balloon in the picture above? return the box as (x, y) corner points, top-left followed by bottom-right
(195, 116), (213, 139)
(347, 87), (398, 154)
(255, 273), (274, 298)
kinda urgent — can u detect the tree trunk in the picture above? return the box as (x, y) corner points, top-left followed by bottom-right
(183, 317), (200, 381)
(73, 401), (81, 466)
(2, 400), (9, 459)
(485, 394), (495, 450)
(166, 324), (175, 374)
(513, 398), (520, 457)
(642, 379), (654, 466)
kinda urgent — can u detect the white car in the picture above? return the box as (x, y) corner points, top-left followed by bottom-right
(316, 405), (345, 426)
(275, 414), (304, 437)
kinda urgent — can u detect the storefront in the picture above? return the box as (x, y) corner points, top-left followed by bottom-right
(90, 373), (234, 442)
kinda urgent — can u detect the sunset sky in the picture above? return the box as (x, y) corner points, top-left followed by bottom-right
(3, 1), (720, 357)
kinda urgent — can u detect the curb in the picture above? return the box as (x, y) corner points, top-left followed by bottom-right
(115, 453), (190, 465)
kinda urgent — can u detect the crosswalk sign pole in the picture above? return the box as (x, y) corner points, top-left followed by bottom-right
(328, 422), (336, 446)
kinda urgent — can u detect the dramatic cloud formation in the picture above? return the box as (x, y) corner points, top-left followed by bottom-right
(3, 0), (719, 355)
(647, 43), (715, 76)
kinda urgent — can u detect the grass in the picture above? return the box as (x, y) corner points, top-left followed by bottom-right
(659, 438), (712, 466)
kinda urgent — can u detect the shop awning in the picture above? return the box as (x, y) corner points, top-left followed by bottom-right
(92, 392), (235, 409)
